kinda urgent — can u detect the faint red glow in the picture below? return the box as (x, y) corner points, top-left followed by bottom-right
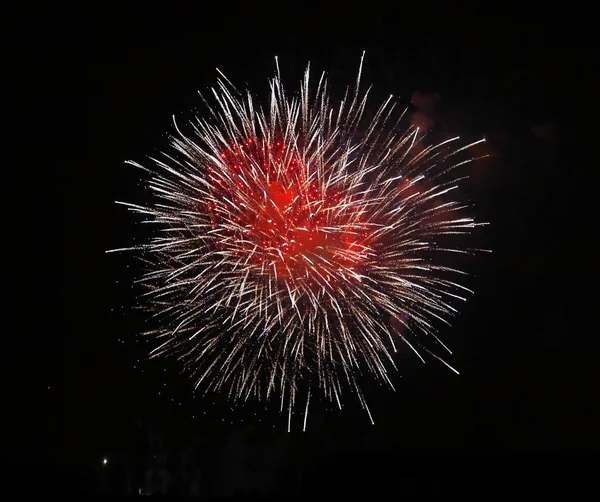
(207, 138), (369, 281)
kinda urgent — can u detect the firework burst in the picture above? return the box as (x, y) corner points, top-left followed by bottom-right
(109, 54), (487, 429)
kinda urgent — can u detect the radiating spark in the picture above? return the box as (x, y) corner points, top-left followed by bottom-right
(108, 55), (487, 428)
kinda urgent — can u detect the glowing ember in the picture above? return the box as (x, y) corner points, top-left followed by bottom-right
(208, 139), (367, 280)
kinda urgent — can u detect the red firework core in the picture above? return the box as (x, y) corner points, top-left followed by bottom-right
(206, 138), (367, 280)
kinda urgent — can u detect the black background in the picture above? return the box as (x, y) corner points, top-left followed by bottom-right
(33, 1), (595, 495)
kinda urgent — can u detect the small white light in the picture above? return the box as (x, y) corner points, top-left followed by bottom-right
(103, 458), (108, 465)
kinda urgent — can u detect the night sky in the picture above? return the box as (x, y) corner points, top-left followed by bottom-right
(44, 3), (595, 495)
